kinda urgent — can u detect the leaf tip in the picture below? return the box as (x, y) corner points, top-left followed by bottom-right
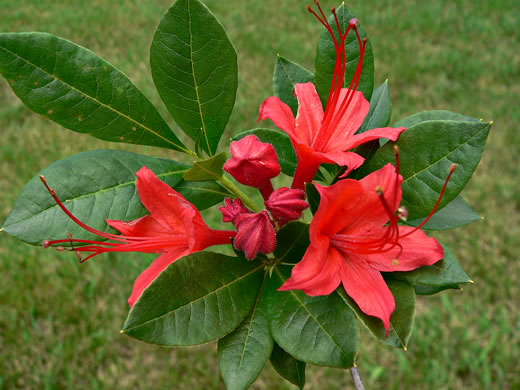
(468, 279), (474, 284)
(403, 345), (408, 351)
(120, 329), (125, 334)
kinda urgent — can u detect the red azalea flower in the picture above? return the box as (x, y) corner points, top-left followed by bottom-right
(40, 167), (235, 307)
(258, 3), (405, 190)
(223, 135), (281, 200)
(279, 163), (445, 333)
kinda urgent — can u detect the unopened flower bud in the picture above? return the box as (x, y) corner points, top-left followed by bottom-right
(219, 198), (250, 224)
(234, 210), (276, 260)
(265, 187), (308, 223)
(223, 135), (280, 200)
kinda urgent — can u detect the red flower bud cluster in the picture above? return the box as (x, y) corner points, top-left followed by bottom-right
(221, 135), (309, 260)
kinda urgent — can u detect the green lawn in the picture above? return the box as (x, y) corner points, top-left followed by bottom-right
(1, 0), (519, 389)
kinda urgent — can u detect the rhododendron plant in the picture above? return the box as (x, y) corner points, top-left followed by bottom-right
(0, 0), (490, 388)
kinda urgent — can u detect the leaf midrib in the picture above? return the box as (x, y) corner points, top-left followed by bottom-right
(233, 273), (268, 383)
(124, 263), (264, 332)
(4, 169), (188, 228)
(402, 122), (490, 184)
(0, 42), (187, 152)
(275, 267), (352, 360)
(186, 0), (211, 155)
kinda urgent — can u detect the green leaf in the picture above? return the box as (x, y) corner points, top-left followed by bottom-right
(314, 4), (375, 105)
(406, 196), (481, 230)
(389, 244), (471, 295)
(174, 180), (230, 210)
(123, 252), (264, 346)
(305, 183), (320, 215)
(270, 343), (306, 389)
(217, 274), (273, 390)
(393, 110), (480, 129)
(2, 150), (190, 245)
(274, 222), (310, 264)
(183, 152), (227, 181)
(273, 55), (314, 116)
(358, 80), (392, 133)
(233, 128), (297, 176)
(266, 266), (358, 368)
(150, 0), (238, 155)
(0, 32), (188, 153)
(360, 120), (491, 220)
(337, 279), (416, 349)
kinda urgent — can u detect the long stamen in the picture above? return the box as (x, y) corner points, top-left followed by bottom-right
(39, 176), (128, 242)
(312, 19), (365, 152)
(401, 164), (457, 237)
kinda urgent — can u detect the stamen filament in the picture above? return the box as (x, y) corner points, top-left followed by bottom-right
(401, 164), (457, 237)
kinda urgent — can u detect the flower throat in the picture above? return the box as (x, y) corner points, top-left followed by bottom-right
(330, 146), (456, 259)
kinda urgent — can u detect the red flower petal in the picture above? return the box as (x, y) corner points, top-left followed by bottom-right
(357, 225), (443, 272)
(106, 215), (171, 238)
(294, 83), (324, 145)
(128, 248), (190, 307)
(135, 166), (202, 237)
(339, 256), (395, 334)
(278, 243), (342, 296)
(312, 179), (364, 239)
(343, 126), (406, 151)
(258, 96), (296, 139)
(325, 89), (369, 149)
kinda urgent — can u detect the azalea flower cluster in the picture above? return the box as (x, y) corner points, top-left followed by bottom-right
(39, 2), (452, 334)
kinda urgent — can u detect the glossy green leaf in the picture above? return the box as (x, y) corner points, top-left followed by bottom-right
(406, 195), (481, 230)
(315, 4), (375, 105)
(217, 274), (273, 390)
(389, 244), (471, 295)
(305, 183), (320, 215)
(360, 120), (491, 220)
(266, 266), (358, 368)
(233, 128), (296, 176)
(174, 179), (230, 210)
(2, 150), (190, 245)
(150, 0), (238, 155)
(274, 222), (310, 264)
(273, 55), (314, 116)
(358, 80), (392, 133)
(123, 252), (264, 346)
(0, 32), (188, 153)
(337, 279), (416, 349)
(270, 343), (306, 389)
(393, 110), (480, 129)
(183, 152), (227, 181)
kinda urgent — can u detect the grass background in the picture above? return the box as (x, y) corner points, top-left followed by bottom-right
(1, 0), (519, 388)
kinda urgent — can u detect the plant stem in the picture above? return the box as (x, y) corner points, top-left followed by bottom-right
(218, 175), (261, 212)
(350, 367), (365, 390)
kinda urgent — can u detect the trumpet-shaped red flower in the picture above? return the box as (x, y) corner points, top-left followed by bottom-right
(259, 4), (405, 190)
(279, 164), (444, 333)
(41, 167), (235, 307)
(223, 135), (280, 200)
